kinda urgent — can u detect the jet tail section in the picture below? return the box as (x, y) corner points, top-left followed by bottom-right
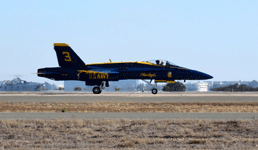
(54, 43), (86, 69)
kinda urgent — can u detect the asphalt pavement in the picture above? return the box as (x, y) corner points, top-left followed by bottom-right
(0, 112), (257, 120)
(0, 92), (257, 120)
(0, 92), (258, 102)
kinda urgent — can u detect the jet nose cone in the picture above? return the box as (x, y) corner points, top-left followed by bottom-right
(202, 73), (213, 79)
(198, 72), (213, 80)
(191, 70), (213, 80)
(206, 74), (213, 79)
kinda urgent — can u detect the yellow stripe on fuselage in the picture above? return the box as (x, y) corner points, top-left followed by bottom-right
(86, 61), (152, 66)
(155, 80), (175, 83)
(155, 80), (167, 83)
(85, 61), (187, 69)
(78, 70), (108, 75)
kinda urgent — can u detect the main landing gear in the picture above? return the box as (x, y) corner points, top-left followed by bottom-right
(92, 81), (108, 94)
(141, 79), (158, 94)
(92, 87), (101, 94)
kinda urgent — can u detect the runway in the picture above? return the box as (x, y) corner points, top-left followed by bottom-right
(0, 112), (257, 120)
(0, 92), (258, 102)
(0, 92), (257, 120)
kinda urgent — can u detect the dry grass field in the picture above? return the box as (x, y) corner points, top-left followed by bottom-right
(0, 119), (258, 149)
(1, 101), (258, 113)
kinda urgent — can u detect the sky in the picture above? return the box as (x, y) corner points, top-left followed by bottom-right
(0, 0), (257, 85)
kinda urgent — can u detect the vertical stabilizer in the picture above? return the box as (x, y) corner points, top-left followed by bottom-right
(54, 43), (86, 69)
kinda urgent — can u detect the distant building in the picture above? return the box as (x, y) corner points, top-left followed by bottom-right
(184, 80), (258, 92)
(249, 80), (258, 87)
(197, 82), (208, 92)
(0, 78), (57, 91)
(207, 80), (258, 90)
(184, 82), (198, 91)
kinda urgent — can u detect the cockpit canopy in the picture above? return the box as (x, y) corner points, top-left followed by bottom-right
(145, 59), (176, 66)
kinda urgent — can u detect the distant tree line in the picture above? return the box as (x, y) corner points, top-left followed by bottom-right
(162, 82), (186, 92)
(211, 84), (258, 92)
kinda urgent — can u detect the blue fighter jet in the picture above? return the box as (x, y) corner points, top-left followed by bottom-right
(37, 43), (213, 94)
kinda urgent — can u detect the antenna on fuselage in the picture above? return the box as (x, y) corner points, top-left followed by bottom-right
(109, 59), (112, 62)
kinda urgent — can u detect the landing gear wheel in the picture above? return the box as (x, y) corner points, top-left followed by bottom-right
(93, 87), (101, 94)
(151, 88), (158, 94)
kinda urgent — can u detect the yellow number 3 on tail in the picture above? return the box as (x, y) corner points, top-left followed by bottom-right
(62, 52), (71, 61)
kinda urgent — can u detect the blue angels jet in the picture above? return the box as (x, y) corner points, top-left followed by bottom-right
(37, 43), (213, 94)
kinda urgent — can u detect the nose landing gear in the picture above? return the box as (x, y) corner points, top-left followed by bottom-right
(151, 88), (158, 94)
(141, 79), (158, 95)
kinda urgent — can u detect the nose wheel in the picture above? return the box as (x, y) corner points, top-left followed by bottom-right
(141, 79), (158, 94)
(151, 88), (158, 94)
(92, 86), (101, 94)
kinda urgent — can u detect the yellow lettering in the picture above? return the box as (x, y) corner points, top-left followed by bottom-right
(62, 52), (72, 62)
(140, 73), (156, 77)
(78, 71), (109, 80)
